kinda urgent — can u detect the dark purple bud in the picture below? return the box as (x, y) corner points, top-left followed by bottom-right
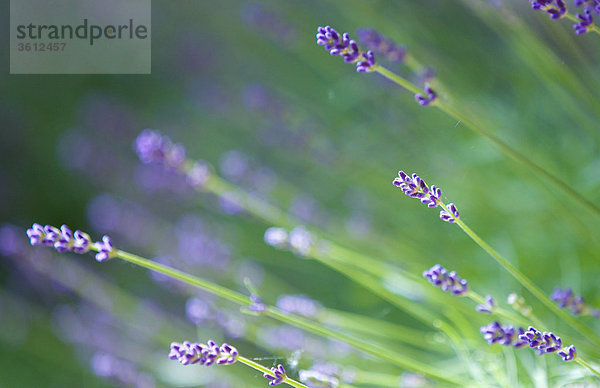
(557, 345), (577, 361)
(423, 264), (468, 296)
(26, 223), (46, 246)
(264, 364), (286, 386)
(440, 203), (460, 223)
(95, 235), (116, 262)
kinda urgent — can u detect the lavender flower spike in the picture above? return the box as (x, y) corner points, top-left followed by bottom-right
(316, 26), (377, 73)
(423, 264), (468, 296)
(26, 223), (92, 254)
(440, 203), (460, 223)
(414, 84), (437, 106)
(518, 326), (576, 361)
(169, 340), (238, 366)
(134, 129), (211, 188)
(264, 364), (287, 386)
(480, 321), (528, 348)
(392, 171), (442, 208)
(551, 287), (586, 315)
(95, 235), (116, 262)
(530, 0), (567, 20)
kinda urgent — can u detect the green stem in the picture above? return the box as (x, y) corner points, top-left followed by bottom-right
(237, 356), (308, 388)
(467, 291), (531, 327)
(576, 358), (600, 379)
(108, 249), (462, 384)
(374, 66), (600, 217)
(437, 203), (600, 348)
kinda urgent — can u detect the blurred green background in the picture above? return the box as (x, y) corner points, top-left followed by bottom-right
(1, 0), (600, 386)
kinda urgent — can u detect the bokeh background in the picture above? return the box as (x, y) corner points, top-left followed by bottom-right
(1, 0), (600, 386)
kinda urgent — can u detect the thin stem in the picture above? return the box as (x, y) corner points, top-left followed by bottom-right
(374, 66), (600, 218)
(436, 202), (600, 348)
(237, 356), (308, 388)
(576, 358), (600, 379)
(107, 249), (463, 384)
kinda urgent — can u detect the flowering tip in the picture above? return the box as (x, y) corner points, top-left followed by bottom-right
(393, 170), (443, 209)
(264, 364), (286, 386)
(423, 264), (468, 295)
(169, 340), (238, 366)
(26, 223), (93, 255)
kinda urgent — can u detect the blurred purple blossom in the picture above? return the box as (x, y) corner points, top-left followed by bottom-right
(241, 3), (298, 46)
(423, 264), (468, 296)
(356, 28), (407, 63)
(480, 321), (528, 348)
(276, 294), (322, 317)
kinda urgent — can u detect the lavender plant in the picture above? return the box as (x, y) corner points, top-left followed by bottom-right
(9, 3), (600, 386)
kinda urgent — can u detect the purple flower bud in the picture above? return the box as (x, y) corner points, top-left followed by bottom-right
(72, 230), (92, 254)
(423, 264), (468, 296)
(42, 225), (61, 246)
(264, 364), (286, 386)
(393, 171), (443, 209)
(557, 344), (577, 361)
(440, 203), (460, 223)
(95, 235), (116, 262)
(54, 224), (74, 253)
(356, 50), (376, 72)
(26, 223), (46, 246)
(415, 84), (437, 106)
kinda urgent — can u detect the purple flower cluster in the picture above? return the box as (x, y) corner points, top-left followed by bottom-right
(393, 171), (442, 208)
(414, 84), (437, 106)
(475, 295), (495, 314)
(439, 203), (460, 223)
(423, 264), (468, 296)
(316, 26), (377, 72)
(480, 321), (528, 348)
(356, 28), (407, 63)
(553, 287), (600, 317)
(574, 0), (600, 34)
(27, 223), (93, 254)
(264, 226), (316, 256)
(531, 0), (567, 19)
(551, 287), (586, 315)
(168, 340), (238, 366)
(276, 294), (322, 317)
(134, 130), (210, 188)
(135, 129), (186, 169)
(93, 235), (116, 262)
(518, 326), (576, 360)
(264, 364), (287, 386)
